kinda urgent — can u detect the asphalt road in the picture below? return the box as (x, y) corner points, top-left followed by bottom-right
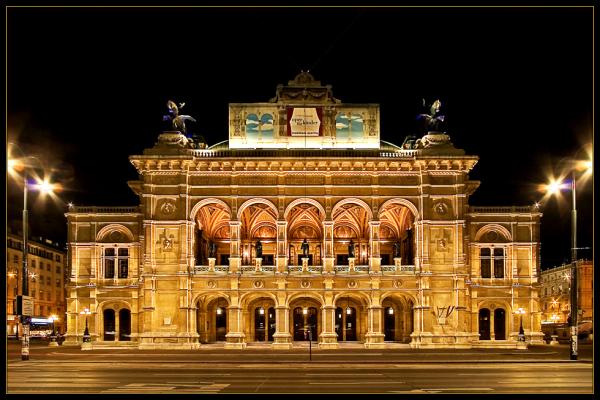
(6, 341), (594, 394)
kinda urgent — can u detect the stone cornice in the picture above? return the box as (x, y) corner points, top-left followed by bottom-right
(130, 157), (478, 175)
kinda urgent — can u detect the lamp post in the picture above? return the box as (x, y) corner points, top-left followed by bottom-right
(545, 156), (592, 360)
(49, 315), (59, 346)
(516, 307), (526, 341)
(8, 143), (57, 361)
(80, 308), (92, 342)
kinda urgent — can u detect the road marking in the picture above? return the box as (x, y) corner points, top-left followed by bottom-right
(310, 381), (404, 385)
(305, 373), (383, 376)
(154, 373), (231, 376)
(389, 390), (428, 393)
(420, 388), (494, 391)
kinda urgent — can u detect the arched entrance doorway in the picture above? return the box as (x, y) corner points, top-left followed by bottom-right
(293, 307), (318, 341)
(103, 309), (115, 341)
(119, 309), (131, 341)
(381, 295), (414, 342)
(286, 203), (324, 266)
(479, 308), (491, 340)
(494, 308), (506, 340)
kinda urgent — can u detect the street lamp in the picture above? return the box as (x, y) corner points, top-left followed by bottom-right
(49, 315), (59, 346)
(80, 308), (92, 342)
(545, 156), (592, 360)
(516, 307), (526, 341)
(8, 143), (57, 361)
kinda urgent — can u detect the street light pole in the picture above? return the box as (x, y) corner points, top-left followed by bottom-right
(21, 171), (30, 361)
(569, 170), (578, 360)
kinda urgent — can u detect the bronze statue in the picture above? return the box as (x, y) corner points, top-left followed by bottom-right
(208, 242), (217, 258)
(348, 239), (355, 258)
(393, 241), (401, 258)
(255, 240), (263, 258)
(417, 98), (446, 133)
(301, 239), (309, 257)
(163, 100), (196, 134)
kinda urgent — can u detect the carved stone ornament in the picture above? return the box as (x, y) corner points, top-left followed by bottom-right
(207, 280), (216, 289)
(253, 280), (265, 289)
(434, 202), (448, 215)
(486, 231), (499, 242)
(347, 280), (358, 289)
(161, 201), (176, 216)
(393, 280), (403, 288)
(489, 303), (496, 310)
(300, 280), (311, 289)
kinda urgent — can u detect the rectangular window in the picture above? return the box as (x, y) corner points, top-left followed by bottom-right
(480, 248), (491, 278)
(105, 259), (115, 278)
(13, 255), (19, 264)
(56, 265), (61, 274)
(493, 248), (505, 278)
(32, 260), (36, 269)
(47, 292), (51, 301)
(118, 259), (128, 278)
(56, 279), (61, 287)
(47, 276), (52, 286)
(56, 254), (61, 262)
(47, 263), (51, 271)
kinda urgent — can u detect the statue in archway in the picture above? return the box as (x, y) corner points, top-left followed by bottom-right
(348, 239), (355, 258)
(208, 242), (217, 258)
(301, 239), (309, 257)
(255, 240), (263, 258)
(393, 241), (401, 258)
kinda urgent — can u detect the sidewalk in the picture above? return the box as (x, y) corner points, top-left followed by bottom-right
(7, 340), (592, 363)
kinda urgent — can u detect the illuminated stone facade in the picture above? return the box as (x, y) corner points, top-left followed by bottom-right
(540, 260), (593, 325)
(6, 232), (68, 335)
(64, 73), (544, 349)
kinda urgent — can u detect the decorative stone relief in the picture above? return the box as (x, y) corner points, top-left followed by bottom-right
(347, 280), (357, 289)
(393, 279), (403, 288)
(253, 280), (264, 289)
(160, 201), (176, 216)
(207, 280), (216, 289)
(434, 202), (448, 215)
(300, 280), (311, 289)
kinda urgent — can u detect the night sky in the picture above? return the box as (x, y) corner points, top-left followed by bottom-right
(6, 6), (593, 269)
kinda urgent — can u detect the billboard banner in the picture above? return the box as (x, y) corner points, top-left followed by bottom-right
(287, 107), (323, 136)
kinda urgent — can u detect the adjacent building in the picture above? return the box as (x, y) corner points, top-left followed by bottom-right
(63, 73), (544, 349)
(6, 230), (68, 336)
(540, 260), (593, 332)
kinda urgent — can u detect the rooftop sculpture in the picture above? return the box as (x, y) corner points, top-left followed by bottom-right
(163, 100), (196, 135)
(417, 98), (446, 134)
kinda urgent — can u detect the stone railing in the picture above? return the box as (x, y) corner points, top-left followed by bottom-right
(469, 206), (538, 213)
(69, 206), (140, 214)
(381, 265), (416, 274)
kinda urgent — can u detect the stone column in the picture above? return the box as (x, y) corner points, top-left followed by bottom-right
(318, 304), (339, 349)
(276, 221), (288, 273)
(254, 258), (262, 272)
(208, 258), (216, 272)
(228, 221), (241, 273)
(322, 220), (334, 273)
(490, 309), (495, 340)
(365, 305), (386, 348)
(369, 221), (381, 273)
(224, 305), (246, 349)
(115, 311), (120, 342)
(272, 305), (292, 349)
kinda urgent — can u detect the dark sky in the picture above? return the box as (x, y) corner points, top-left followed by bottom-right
(6, 6), (593, 269)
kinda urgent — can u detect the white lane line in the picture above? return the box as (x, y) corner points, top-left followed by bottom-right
(305, 373), (383, 376)
(310, 381), (404, 385)
(154, 373), (231, 376)
(420, 388), (494, 391)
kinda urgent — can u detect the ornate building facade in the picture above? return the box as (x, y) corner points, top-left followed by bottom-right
(63, 73), (544, 349)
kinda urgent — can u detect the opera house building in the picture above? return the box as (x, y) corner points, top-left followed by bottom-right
(64, 73), (544, 349)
